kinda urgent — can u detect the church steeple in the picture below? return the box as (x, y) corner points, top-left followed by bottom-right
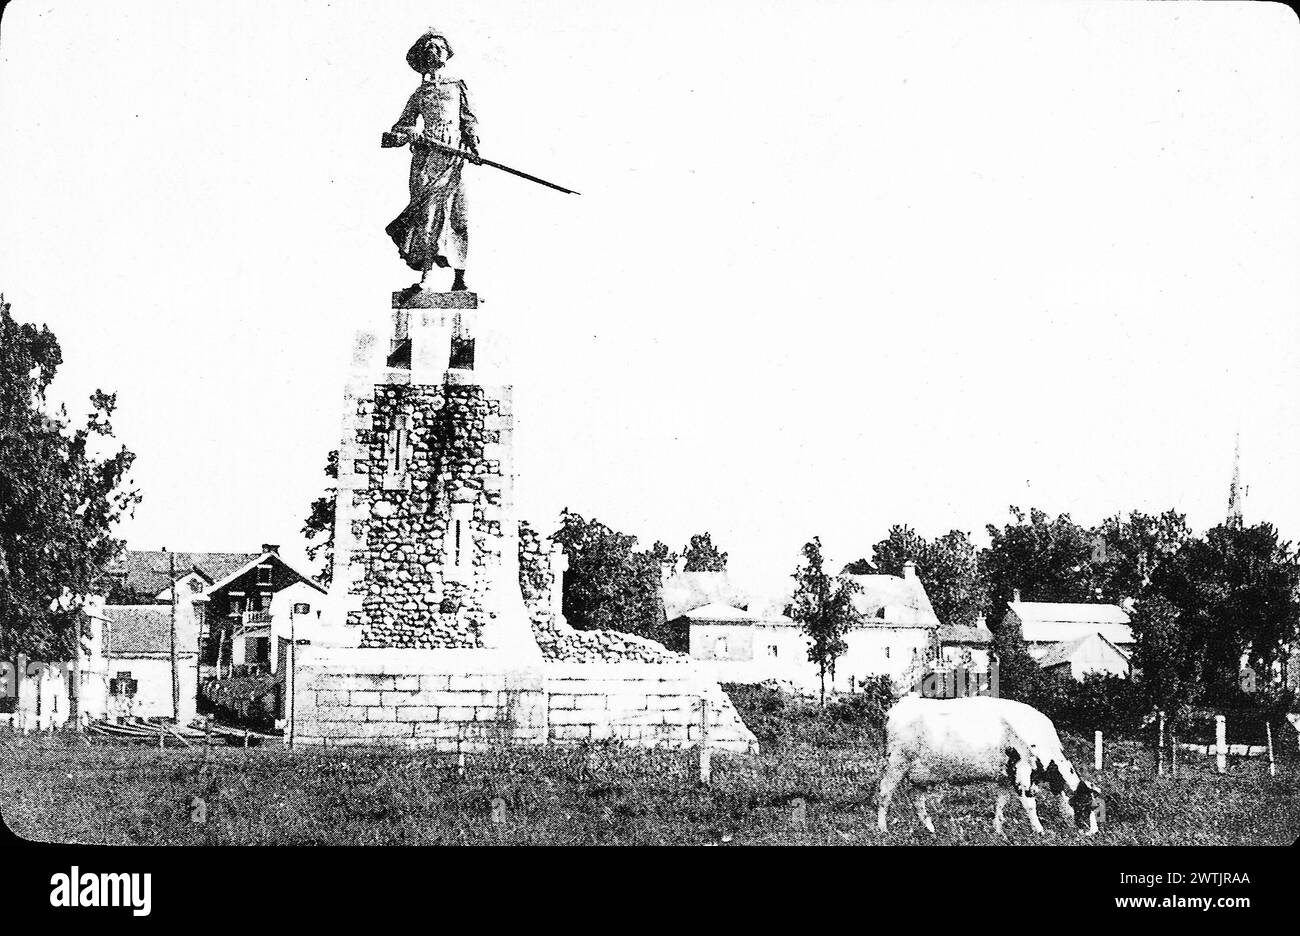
(1226, 433), (1245, 529)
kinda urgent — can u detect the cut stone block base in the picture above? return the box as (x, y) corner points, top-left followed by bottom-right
(288, 646), (758, 754)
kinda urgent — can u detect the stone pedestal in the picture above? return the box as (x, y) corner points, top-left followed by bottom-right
(301, 289), (757, 753)
(327, 290), (541, 665)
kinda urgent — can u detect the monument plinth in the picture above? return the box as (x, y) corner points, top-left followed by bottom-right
(328, 291), (539, 664)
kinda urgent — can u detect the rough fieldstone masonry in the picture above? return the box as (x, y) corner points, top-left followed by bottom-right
(295, 292), (756, 753)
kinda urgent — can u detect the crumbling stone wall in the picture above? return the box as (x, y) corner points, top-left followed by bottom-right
(518, 521), (687, 665)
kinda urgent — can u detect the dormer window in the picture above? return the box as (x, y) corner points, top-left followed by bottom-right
(256, 565), (273, 586)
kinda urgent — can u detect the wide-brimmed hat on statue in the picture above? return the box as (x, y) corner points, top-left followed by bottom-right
(406, 29), (454, 73)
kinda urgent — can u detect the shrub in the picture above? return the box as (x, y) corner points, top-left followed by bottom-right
(723, 680), (897, 750)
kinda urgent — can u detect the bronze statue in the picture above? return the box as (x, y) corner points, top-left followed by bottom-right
(383, 29), (480, 293)
(382, 30), (580, 295)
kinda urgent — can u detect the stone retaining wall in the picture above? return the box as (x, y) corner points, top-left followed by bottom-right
(290, 648), (756, 754)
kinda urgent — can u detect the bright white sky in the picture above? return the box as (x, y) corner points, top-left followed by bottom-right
(1, 0), (1297, 595)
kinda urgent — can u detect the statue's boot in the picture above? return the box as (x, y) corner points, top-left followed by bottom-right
(452, 269), (468, 292)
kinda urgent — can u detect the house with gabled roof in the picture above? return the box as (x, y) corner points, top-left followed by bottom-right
(103, 544), (326, 686)
(1037, 632), (1132, 681)
(666, 561), (991, 692)
(1003, 593), (1135, 679)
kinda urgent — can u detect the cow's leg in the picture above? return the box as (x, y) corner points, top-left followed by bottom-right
(876, 757), (906, 833)
(1014, 761), (1045, 834)
(913, 792), (936, 834)
(993, 792), (1009, 837)
(1058, 790), (1074, 823)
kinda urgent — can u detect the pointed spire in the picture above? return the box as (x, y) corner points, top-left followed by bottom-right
(1227, 433), (1244, 529)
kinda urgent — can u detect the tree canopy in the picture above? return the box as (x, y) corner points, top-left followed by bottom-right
(550, 509), (669, 645)
(681, 532), (728, 572)
(0, 295), (140, 663)
(301, 449), (339, 587)
(871, 524), (988, 627)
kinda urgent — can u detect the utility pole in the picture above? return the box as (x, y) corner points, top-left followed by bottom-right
(288, 604), (298, 749)
(168, 549), (180, 722)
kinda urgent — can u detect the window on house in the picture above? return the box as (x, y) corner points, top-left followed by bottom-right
(767, 644), (778, 657)
(256, 565), (272, 585)
(715, 636), (728, 657)
(885, 646), (891, 659)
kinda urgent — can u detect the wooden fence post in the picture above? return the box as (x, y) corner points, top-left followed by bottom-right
(1157, 711), (1165, 777)
(1094, 730), (1103, 772)
(1215, 715), (1226, 774)
(1265, 721), (1276, 778)
(699, 695), (711, 785)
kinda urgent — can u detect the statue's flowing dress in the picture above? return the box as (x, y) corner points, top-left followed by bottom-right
(386, 77), (479, 271)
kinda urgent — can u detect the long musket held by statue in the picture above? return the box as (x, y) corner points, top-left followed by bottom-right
(381, 131), (580, 195)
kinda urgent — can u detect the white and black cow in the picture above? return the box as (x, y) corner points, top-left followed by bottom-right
(876, 695), (1102, 836)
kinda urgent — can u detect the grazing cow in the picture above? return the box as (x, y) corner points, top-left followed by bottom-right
(876, 695), (1102, 836)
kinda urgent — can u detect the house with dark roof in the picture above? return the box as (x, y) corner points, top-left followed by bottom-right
(93, 546), (326, 721)
(103, 551), (263, 604)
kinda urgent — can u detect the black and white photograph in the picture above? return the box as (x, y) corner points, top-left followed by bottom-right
(0, 0), (1296, 915)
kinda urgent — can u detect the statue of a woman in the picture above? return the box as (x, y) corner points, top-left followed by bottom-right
(382, 30), (480, 293)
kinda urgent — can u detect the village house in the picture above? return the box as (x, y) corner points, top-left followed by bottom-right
(95, 600), (203, 722)
(666, 562), (992, 693)
(1003, 593), (1135, 680)
(103, 545), (326, 678)
(89, 546), (327, 723)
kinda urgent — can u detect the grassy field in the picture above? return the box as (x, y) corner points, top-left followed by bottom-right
(1, 726), (1296, 846)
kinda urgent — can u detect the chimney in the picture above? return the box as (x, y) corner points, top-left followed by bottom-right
(902, 560), (918, 581)
(261, 543), (280, 555)
(1012, 588), (1021, 603)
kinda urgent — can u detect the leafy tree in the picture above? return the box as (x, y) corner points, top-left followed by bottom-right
(551, 509), (668, 645)
(840, 557), (875, 575)
(1151, 522), (1300, 702)
(870, 524), (988, 627)
(647, 540), (680, 580)
(301, 449), (339, 587)
(1127, 594), (1202, 716)
(1090, 509), (1191, 603)
(870, 525), (929, 576)
(681, 532), (727, 572)
(987, 610), (1054, 704)
(790, 537), (859, 705)
(980, 507), (1096, 632)
(0, 295), (141, 668)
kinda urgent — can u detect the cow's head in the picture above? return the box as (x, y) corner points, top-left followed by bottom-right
(1038, 758), (1102, 835)
(1069, 778), (1102, 835)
